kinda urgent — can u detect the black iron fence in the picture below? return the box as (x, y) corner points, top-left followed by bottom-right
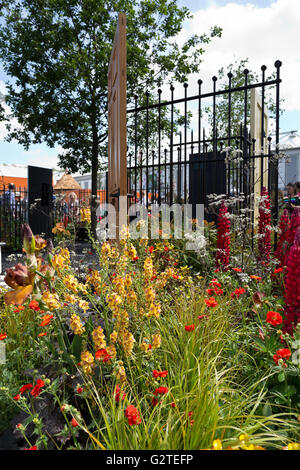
(0, 61), (283, 249)
(126, 61), (282, 239)
(0, 187), (107, 250)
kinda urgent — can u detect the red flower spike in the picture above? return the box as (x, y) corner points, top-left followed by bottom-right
(258, 187), (271, 265)
(216, 201), (231, 271)
(283, 227), (300, 334)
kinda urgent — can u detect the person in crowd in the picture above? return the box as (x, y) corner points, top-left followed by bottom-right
(286, 182), (296, 197)
(293, 182), (300, 206)
(68, 192), (79, 219)
(4, 183), (16, 214)
(283, 182), (299, 211)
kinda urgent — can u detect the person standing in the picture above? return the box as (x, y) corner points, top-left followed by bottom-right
(4, 183), (16, 215)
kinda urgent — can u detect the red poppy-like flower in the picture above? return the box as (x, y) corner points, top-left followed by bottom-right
(276, 348), (291, 360)
(198, 314), (208, 321)
(38, 332), (47, 337)
(266, 311), (283, 326)
(26, 385), (39, 402)
(154, 386), (168, 396)
(13, 394), (21, 401)
(19, 383), (33, 394)
(232, 267), (242, 272)
(216, 201), (231, 271)
(170, 402), (176, 408)
(148, 246), (154, 254)
(273, 348), (291, 366)
(29, 299), (40, 311)
(76, 386), (83, 394)
(205, 297), (218, 308)
(95, 348), (112, 362)
(125, 405), (141, 426)
(185, 324), (195, 332)
(273, 267), (283, 274)
(24, 446), (38, 450)
(0, 333), (7, 341)
(31, 379), (45, 397)
(209, 279), (222, 288)
(206, 288), (215, 296)
(231, 288), (246, 299)
(115, 384), (126, 403)
(214, 288), (224, 295)
(172, 274), (179, 279)
(71, 418), (79, 427)
(152, 370), (168, 378)
(40, 314), (53, 327)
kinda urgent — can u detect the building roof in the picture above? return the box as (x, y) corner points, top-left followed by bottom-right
(278, 130), (300, 149)
(53, 172), (81, 190)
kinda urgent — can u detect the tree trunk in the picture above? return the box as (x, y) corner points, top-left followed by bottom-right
(91, 123), (98, 239)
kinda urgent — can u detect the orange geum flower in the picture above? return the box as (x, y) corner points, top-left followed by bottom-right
(250, 275), (262, 281)
(0, 333), (7, 341)
(40, 314), (53, 327)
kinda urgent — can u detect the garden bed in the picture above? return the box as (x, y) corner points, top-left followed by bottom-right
(0, 200), (299, 451)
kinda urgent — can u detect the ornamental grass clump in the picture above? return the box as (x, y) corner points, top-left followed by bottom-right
(283, 227), (300, 334)
(215, 200), (230, 271)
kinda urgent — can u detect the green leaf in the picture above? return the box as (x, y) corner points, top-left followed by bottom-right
(277, 372), (285, 383)
(71, 335), (83, 362)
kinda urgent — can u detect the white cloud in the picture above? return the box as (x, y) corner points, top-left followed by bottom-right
(24, 147), (60, 170)
(176, 0), (300, 112)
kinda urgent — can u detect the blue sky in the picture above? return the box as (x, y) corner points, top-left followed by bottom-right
(0, 0), (299, 169)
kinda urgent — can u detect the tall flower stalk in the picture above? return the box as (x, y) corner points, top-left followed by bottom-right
(283, 227), (300, 334)
(258, 187), (271, 265)
(215, 201), (230, 271)
(274, 209), (290, 267)
(287, 207), (300, 246)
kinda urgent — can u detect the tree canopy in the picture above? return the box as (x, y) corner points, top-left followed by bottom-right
(0, 0), (221, 232)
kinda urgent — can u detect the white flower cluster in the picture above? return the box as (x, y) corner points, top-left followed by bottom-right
(184, 231), (207, 255)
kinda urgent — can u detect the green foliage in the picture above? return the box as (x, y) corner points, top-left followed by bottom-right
(0, 0), (221, 174)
